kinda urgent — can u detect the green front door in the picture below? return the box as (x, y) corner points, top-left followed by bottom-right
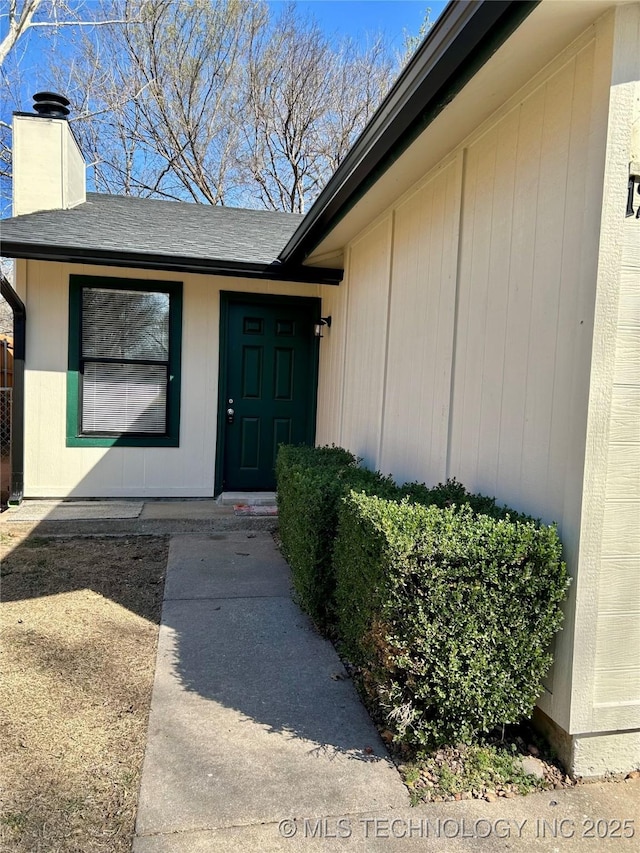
(218, 293), (319, 492)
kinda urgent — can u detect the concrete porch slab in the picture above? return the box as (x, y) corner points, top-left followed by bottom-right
(140, 500), (231, 520)
(1, 499), (143, 521)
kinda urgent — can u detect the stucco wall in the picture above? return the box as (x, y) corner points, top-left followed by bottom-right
(20, 260), (323, 497)
(316, 6), (640, 750)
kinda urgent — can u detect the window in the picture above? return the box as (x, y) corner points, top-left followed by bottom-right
(67, 276), (182, 447)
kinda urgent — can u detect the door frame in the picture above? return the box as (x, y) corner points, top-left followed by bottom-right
(214, 291), (321, 495)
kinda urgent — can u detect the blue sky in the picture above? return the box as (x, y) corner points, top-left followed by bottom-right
(2, 1), (448, 107)
(1, 0), (448, 133)
(285, 1), (446, 51)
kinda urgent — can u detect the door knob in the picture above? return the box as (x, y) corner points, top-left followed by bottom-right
(227, 407), (235, 424)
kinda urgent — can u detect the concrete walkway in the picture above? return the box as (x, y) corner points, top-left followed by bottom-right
(133, 531), (408, 851)
(2, 503), (638, 851)
(133, 531), (640, 852)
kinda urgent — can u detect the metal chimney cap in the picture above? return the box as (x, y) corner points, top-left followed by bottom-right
(32, 91), (70, 118)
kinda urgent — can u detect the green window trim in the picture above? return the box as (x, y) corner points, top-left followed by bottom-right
(67, 275), (182, 448)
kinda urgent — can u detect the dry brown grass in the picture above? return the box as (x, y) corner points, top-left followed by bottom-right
(0, 529), (168, 853)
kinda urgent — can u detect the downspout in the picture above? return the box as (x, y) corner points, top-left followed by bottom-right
(1, 274), (25, 504)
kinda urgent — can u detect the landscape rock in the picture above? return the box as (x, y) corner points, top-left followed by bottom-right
(520, 755), (546, 779)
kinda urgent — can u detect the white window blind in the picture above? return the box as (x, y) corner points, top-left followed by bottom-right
(82, 288), (169, 360)
(82, 362), (167, 433)
(80, 287), (170, 435)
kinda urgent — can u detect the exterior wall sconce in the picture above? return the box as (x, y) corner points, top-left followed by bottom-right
(628, 123), (640, 217)
(627, 174), (640, 218)
(314, 316), (332, 338)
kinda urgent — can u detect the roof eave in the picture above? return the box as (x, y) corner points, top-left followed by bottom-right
(279, 0), (539, 266)
(0, 242), (343, 285)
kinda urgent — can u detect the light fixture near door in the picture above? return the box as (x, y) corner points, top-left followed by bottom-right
(314, 316), (332, 338)
(628, 124), (640, 217)
(627, 174), (640, 218)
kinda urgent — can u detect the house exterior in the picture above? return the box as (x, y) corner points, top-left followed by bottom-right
(1, 0), (638, 778)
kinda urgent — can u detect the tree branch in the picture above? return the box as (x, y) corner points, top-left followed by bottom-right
(28, 18), (138, 28)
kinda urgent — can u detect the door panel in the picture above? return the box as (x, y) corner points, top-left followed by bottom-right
(240, 418), (260, 469)
(221, 296), (318, 491)
(273, 418), (292, 451)
(241, 347), (262, 398)
(274, 348), (294, 400)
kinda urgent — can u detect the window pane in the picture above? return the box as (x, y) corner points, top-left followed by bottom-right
(82, 288), (169, 361)
(82, 362), (167, 434)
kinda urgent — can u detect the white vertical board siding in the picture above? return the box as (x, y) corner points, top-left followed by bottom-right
(339, 218), (392, 469)
(22, 261), (319, 496)
(449, 46), (601, 538)
(446, 37), (613, 733)
(572, 4), (640, 738)
(315, 280), (349, 446)
(379, 157), (461, 484)
(594, 206), (640, 720)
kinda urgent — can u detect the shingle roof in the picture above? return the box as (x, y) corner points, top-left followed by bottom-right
(0, 193), (342, 283)
(1, 192), (300, 263)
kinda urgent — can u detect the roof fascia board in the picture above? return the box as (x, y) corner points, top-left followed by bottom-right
(280, 0), (539, 265)
(0, 243), (343, 285)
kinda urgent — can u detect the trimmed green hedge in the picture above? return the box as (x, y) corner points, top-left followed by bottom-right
(276, 445), (396, 629)
(400, 478), (517, 519)
(276, 446), (534, 631)
(333, 492), (569, 746)
(276, 444), (569, 745)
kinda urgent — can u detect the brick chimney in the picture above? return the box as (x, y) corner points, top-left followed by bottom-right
(12, 92), (86, 217)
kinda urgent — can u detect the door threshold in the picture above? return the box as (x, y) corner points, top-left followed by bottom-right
(216, 491), (277, 507)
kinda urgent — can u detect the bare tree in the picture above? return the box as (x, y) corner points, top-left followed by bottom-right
(59, 0), (396, 211)
(0, 298), (13, 337)
(239, 3), (394, 212)
(0, 0), (139, 215)
(0, 0), (42, 69)
(4, 1), (399, 213)
(401, 7), (434, 66)
(59, 0), (267, 203)
(0, 0), (134, 67)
